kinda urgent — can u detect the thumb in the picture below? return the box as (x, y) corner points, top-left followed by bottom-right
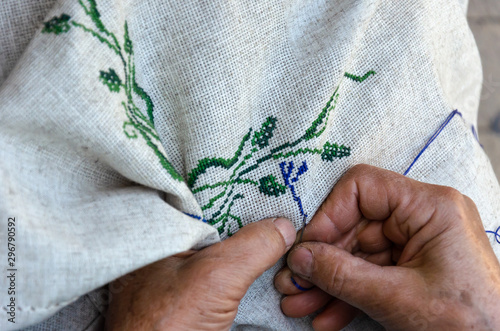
(192, 218), (296, 288)
(287, 243), (416, 314)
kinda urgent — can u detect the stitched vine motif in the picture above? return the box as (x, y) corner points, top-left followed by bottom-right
(42, 0), (183, 181)
(187, 71), (374, 236)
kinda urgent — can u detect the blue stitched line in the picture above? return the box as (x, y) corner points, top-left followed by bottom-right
(403, 110), (497, 242)
(291, 276), (312, 291)
(184, 212), (208, 223)
(486, 226), (500, 244)
(470, 124), (484, 148)
(404, 110), (462, 176)
(280, 161), (308, 241)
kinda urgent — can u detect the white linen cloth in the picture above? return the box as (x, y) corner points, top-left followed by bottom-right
(2, 0), (499, 330)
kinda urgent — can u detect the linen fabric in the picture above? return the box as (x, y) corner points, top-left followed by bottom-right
(1, 0), (499, 330)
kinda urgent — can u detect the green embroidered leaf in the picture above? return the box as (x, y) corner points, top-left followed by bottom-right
(99, 68), (122, 92)
(42, 14), (71, 35)
(258, 175), (286, 197)
(321, 142), (351, 161)
(124, 22), (133, 54)
(303, 87), (338, 141)
(252, 117), (277, 149)
(85, 0), (106, 32)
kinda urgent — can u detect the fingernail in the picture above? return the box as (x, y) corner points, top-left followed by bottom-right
(288, 247), (313, 278)
(273, 218), (296, 250)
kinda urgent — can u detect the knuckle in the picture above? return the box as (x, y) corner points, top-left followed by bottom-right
(325, 261), (347, 297)
(348, 163), (371, 176)
(436, 186), (462, 202)
(315, 245), (348, 297)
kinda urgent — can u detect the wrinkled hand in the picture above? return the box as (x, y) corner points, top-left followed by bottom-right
(275, 164), (500, 330)
(105, 218), (296, 330)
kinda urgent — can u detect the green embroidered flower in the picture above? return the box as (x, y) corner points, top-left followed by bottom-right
(258, 175), (286, 197)
(99, 68), (122, 92)
(321, 142), (351, 161)
(252, 116), (277, 149)
(42, 14), (71, 35)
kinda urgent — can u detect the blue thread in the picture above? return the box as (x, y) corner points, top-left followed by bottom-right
(291, 276), (312, 291)
(404, 110), (462, 176)
(280, 161), (308, 241)
(184, 212), (208, 223)
(486, 226), (500, 244)
(470, 124), (484, 148)
(404, 110), (497, 242)
(292, 161), (308, 183)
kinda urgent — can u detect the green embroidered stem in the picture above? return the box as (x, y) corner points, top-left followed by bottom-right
(132, 66), (155, 125)
(226, 214), (243, 236)
(70, 21), (120, 55)
(272, 147), (323, 160)
(78, 0), (120, 49)
(200, 150), (253, 210)
(344, 71), (376, 83)
(122, 103), (183, 181)
(214, 194), (244, 235)
(188, 129), (252, 188)
(303, 87), (339, 141)
(192, 178), (259, 194)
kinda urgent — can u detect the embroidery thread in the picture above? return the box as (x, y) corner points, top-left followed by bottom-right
(187, 72), (374, 236)
(43, 0), (183, 181)
(344, 71), (376, 83)
(43, 3), (375, 236)
(280, 160), (309, 242)
(486, 226), (500, 244)
(404, 110), (461, 176)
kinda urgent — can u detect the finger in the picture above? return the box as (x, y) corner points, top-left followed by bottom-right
(305, 164), (453, 256)
(287, 242), (418, 314)
(312, 299), (360, 331)
(357, 221), (392, 254)
(392, 245), (403, 263)
(363, 250), (393, 266)
(187, 218), (296, 289)
(275, 267), (314, 295)
(281, 288), (331, 318)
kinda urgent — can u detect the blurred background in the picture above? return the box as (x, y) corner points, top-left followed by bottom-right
(468, 0), (500, 179)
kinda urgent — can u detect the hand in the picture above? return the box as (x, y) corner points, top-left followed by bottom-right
(276, 164), (500, 330)
(105, 218), (296, 330)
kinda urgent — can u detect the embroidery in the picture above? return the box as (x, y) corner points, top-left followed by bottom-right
(43, 2), (375, 236)
(344, 71), (376, 83)
(42, 0), (183, 181)
(280, 161), (308, 230)
(188, 72), (374, 236)
(404, 110), (461, 176)
(183, 212), (208, 223)
(486, 226), (500, 245)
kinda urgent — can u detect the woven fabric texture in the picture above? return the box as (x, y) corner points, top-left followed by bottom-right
(1, 0), (499, 330)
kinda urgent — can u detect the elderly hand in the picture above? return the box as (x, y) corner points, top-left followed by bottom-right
(105, 218), (296, 330)
(275, 164), (500, 330)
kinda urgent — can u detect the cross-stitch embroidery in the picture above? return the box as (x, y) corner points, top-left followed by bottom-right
(42, 0), (183, 181)
(188, 74), (374, 236)
(43, 0), (375, 237)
